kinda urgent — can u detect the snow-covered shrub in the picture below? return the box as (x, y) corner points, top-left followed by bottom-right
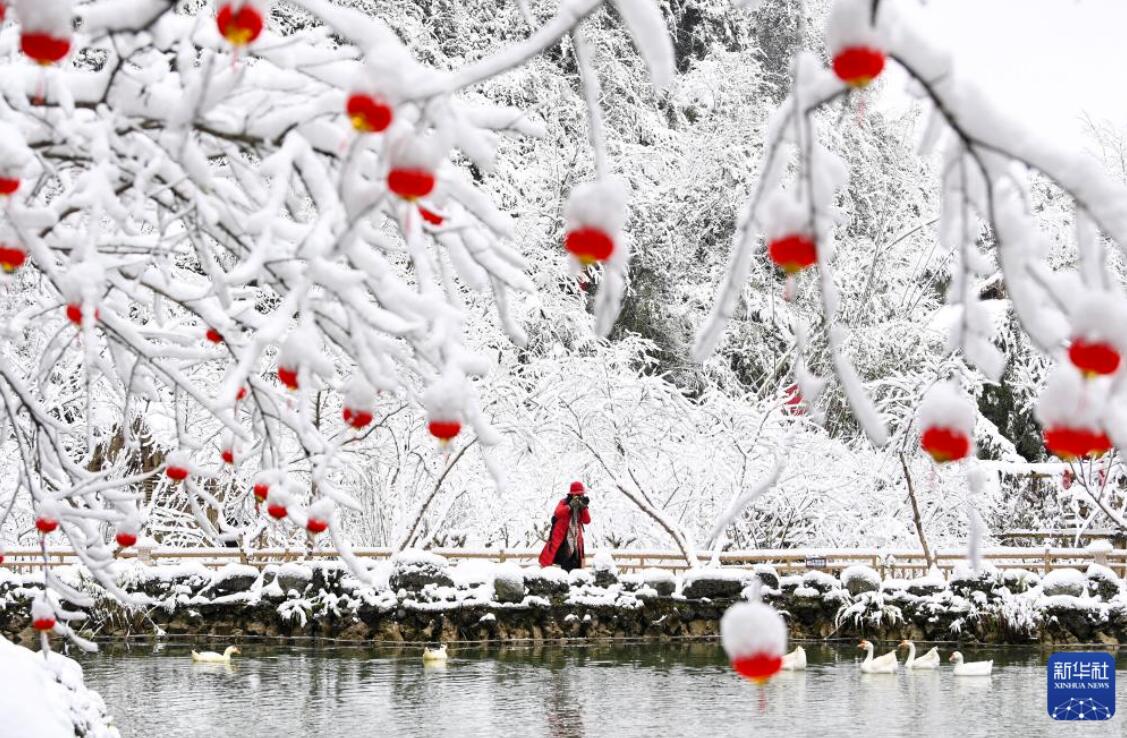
(276, 563), (313, 595)
(203, 564), (261, 597)
(0, 635), (119, 738)
(1041, 568), (1087, 598)
(641, 568), (676, 597)
(949, 564), (1003, 599)
(801, 570), (840, 595)
(681, 568), (748, 600)
(591, 551), (619, 588)
(840, 565), (880, 597)
(835, 591), (902, 630)
(389, 550), (453, 592)
(523, 566), (570, 598)
(1001, 569), (1040, 594)
(1085, 564), (1123, 601)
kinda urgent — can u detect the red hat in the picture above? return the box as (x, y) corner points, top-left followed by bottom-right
(568, 481), (585, 495)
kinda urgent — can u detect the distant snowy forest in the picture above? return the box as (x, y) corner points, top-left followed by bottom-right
(2, 0), (1127, 582)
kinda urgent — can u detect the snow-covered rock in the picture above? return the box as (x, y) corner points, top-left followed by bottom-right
(752, 564), (779, 590)
(0, 636), (119, 738)
(1041, 568), (1087, 598)
(492, 564), (525, 603)
(1085, 564), (1122, 601)
(641, 568), (676, 597)
(1001, 568), (1040, 594)
(801, 570), (840, 594)
(591, 551), (619, 588)
(523, 566), (570, 598)
(276, 562), (313, 594)
(682, 568), (748, 599)
(204, 563), (260, 596)
(840, 565), (880, 596)
(389, 550), (453, 591)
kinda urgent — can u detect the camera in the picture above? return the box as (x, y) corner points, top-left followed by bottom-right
(570, 494), (590, 508)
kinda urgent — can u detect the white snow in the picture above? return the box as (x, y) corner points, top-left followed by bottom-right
(720, 601), (786, 660)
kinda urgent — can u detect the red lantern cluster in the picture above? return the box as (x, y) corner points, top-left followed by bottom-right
(216, 3), (264, 47)
(35, 516), (58, 534)
(428, 419), (462, 443)
(1044, 427), (1112, 461)
(342, 406), (374, 430)
(564, 227), (615, 266)
(277, 365), (299, 390)
(0, 244), (27, 274)
(21, 32), (71, 66)
(0, 176), (20, 196)
(767, 234), (817, 274)
(832, 47), (886, 88)
(920, 426), (971, 463)
(346, 93), (393, 134)
(1068, 339), (1120, 377)
(387, 168), (436, 201)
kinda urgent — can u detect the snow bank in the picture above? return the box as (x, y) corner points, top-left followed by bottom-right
(1041, 568), (1087, 598)
(0, 636), (119, 738)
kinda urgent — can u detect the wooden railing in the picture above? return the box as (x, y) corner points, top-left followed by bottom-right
(3, 545), (1126, 579)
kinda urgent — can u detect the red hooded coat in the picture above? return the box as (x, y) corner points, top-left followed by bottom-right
(538, 497), (591, 568)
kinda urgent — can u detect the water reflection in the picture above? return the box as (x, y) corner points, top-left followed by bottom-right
(73, 641), (1126, 738)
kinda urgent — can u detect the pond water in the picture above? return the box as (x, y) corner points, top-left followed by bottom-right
(78, 641), (1125, 737)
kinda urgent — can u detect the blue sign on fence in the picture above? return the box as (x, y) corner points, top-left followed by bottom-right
(1047, 652), (1116, 721)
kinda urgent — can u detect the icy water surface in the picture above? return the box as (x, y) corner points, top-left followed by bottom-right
(78, 641), (1125, 737)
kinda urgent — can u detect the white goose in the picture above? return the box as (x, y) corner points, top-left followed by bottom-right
(900, 640), (941, 670)
(781, 646), (806, 671)
(949, 651), (992, 676)
(858, 640), (898, 673)
(191, 645), (239, 664)
(422, 644), (448, 663)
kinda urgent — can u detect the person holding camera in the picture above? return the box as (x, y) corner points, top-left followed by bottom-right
(537, 481), (592, 572)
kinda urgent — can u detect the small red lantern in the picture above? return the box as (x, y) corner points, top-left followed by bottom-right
(767, 234), (817, 274)
(253, 483), (270, 504)
(0, 245), (27, 274)
(731, 653), (785, 683)
(419, 207), (445, 226)
(564, 227), (615, 266)
(166, 464), (189, 481)
(21, 32), (71, 66)
(832, 47), (886, 88)
(0, 177), (20, 196)
(66, 303), (99, 326)
(387, 168), (436, 201)
(35, 516), (58, 534)
(267, 501), (288, 519)
(216, 3), (264, 47)
(115, 531), (138, 548)
(428, 419), (462, 443)
(1044, 426), (1112, 461)
(346, 93), (393, 133)
(206, 327), (223, 344)
(342, 406), (374, 430)
(236, 386), (249, 402)
(32, 616), (57, 632)
(920, 426), (971, 463)
(306, 517), (328, 535)
(1068, 339), (1120, 377)
(277, 365), (299, 390)
(221, 447), (235, 465)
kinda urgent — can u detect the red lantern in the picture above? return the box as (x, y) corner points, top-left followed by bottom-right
(428, 419), (462, 443)
(253, 483), (270, 504)
(767, 234), (817, 274)
(277, 365), (299, 390)
(1068, 339), (1120, 377)
(419, 207), (445, 226)
(832, 47), (886, 87)
(221, 447), (235, 465)
(115, 531), (138, 548)
(66, 303), (99, 325)
(346, 93), (393, 133)
(920, 426), (971, 463)
(731, 652), (784, 684)
(342, 406), (374, 430)
(21, 32), (71, 66)
(35, 517), (58, 534)
(387, 168), (436, 201)
(0, 177), (20, 195)
(166, 465), (189, 481)
(206, 328), (223, 344)
(306, 517), (328, 535)
(216, 3), (264, 47)
(32, 616), (57, 632)
(0, 245), (27, 273)
(236, 386), (249, 402)
(564, 227), (615, 266)
(267, 501), (288, 520)
(1044, 427), (1112, 460)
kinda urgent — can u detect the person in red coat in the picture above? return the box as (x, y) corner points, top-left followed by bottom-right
(538, 481), (591, 571)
